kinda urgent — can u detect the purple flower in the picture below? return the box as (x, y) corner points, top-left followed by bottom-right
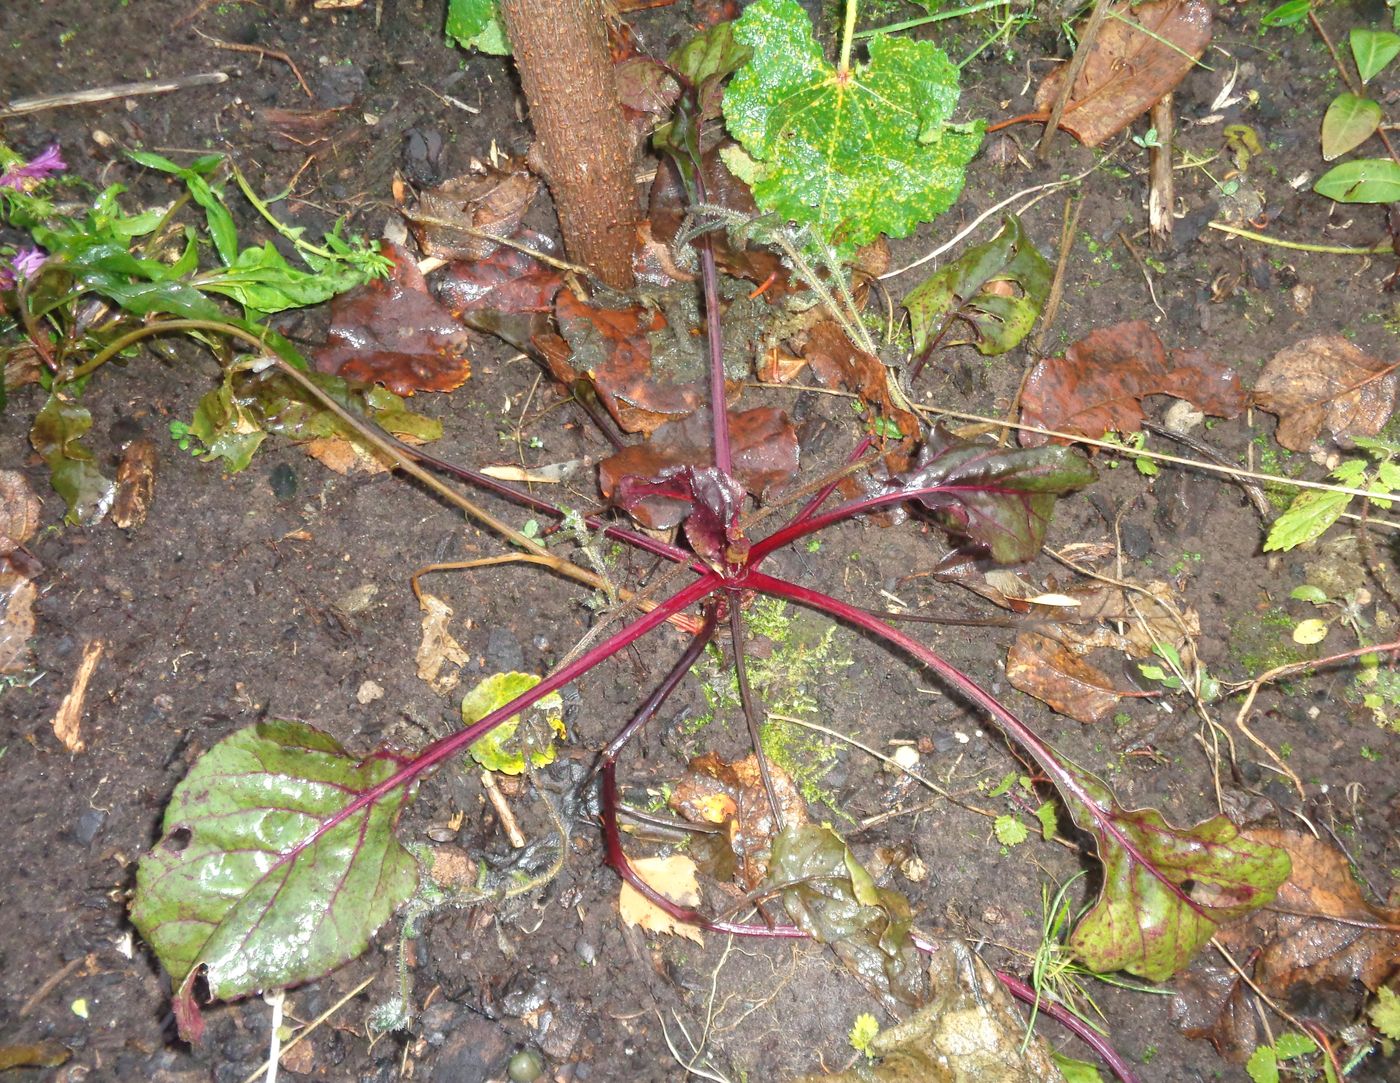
(0, 143), (66, 190)
(0, 246), (47, 290)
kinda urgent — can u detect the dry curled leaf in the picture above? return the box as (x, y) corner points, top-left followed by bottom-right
(314, 242), (473, 395)
(1035, 0), (1214, 148)
(111, 437), (158, 530)
(416, 593), (469, 694)
(404, 160), (540, 262)
(1005, 630), (1125, 723)
(618, 854), (704, 944)
(1020, 321), (1245, 445)
(1252, 335), (1399, 451)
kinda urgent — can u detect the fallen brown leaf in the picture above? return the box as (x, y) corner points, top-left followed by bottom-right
(404, 160), (540, 262)
(416, 593), (469, 694)
(0, 469), (41, 555)
(111, 437), (158, 530)
(0, 573), (36, 674)
(315, 242), (473, 395)
(1020, 320), (1245, 445)
(1035, 0), (1214, 147)
(1005, 631), (1125, 723)
(618, 854), (704, 944)
(52, 639), (104, 753)
(1253, 335), (1399, 451)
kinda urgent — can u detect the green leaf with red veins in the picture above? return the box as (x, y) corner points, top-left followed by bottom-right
(887, 431), (1096, 563)
(130, 721), (418, 1041)
(1063, 766), (1290, 980)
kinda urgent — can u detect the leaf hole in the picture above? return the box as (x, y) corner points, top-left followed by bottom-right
(164, 826), (193, 853)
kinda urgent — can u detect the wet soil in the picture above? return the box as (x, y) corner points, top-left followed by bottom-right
(2, 1), (1398, 1081)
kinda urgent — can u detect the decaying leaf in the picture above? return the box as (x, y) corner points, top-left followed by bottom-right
(461, 672), (566, 775)
(111, 437), (158, 530)
(767, 823), (927, 1015)
(618, 853), (704, 944)
(51, 639), (103, 753)
(796, 318), (919, 440)
(1020, 321), (1246, 445)
(0, 470), (41, 557)
(794, 940), (1065, 1083)
(315, 242), (473, 395)
(436, 232), (564, 318)
(1252, 335), (1399, 451)
(903, 215), (1052, 358)
(599, 406), (798, 530)
(669, 752), (807, 888)
(0, 572), (37, 674)
(30, 392), (115, 525)
(1034, 0), (1214, 148)
(416, 593), (469, 694)
(404, 160), (540, 262)
(1005, 631), (1126, 724)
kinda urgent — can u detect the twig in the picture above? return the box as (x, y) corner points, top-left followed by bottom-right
(236, 974), (376, 1083)
(18, 956), (86, 1018)
(1148, 95), (1175, 248)
(1207, 221), (1393, 255)
(193, 28), (312, 100)
(0, 71), (230, 118)
(481, 770), (527, 848)
(1116, 229), (1165, 317)
(1038, 0), (1113, 159)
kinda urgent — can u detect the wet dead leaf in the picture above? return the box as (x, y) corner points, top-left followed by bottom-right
(315, 242), (473, 395)
(598, 406), (798, 529)
(52, 639), (103, 753)
(0, 1041), (70, 1071)
(1253, 335), (1399, 451)
(670, 752), (807, 888)
(1021, 321), (1246, 445)
(1005, 631), (1125, 723)
(302, 436), (395, 476)
(436, 234), (564, 318)
(404, 160), (540, 262)
(1035, 0), (1214, 147)
(416, 593), (469, 694)
(0, 573), (36, 674)
(618, 854), (704, 944)
(0, 470), (41, 565)
(799, 318), (920, 441)
(111, 437), (158, 530)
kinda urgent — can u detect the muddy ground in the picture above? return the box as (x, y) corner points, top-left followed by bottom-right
(1, 1), (1398, 1080)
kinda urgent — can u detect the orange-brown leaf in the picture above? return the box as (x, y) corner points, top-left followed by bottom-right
(1252, 335), (1399, 451)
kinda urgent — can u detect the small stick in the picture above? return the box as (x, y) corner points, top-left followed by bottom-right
(1148, 94), (1175, 248)
(481, 770), (527, 848)
(18, 955), (86, 1018)
(193, 29), (312, 100)
(236, 974), (376, 1083)
(0, 71), (230, 119)
(1037, 0), (1113, 160)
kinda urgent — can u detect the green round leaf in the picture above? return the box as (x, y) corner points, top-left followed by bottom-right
(462, 671), (566, 774)
(1320, 93), (1381, 161)
(1314, 158), (1400, 203)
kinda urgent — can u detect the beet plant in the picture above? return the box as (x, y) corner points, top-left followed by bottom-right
(121, 2), (1294, 1077)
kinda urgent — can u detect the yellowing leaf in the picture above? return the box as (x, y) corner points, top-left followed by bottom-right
(1291, 618), (1329, 645)
(618, 854), (704, 944)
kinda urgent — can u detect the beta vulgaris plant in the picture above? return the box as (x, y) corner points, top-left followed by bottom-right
(0, 0), (1294, 1076)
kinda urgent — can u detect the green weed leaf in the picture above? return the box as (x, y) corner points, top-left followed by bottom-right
(1246, 1045), (1280, 1083)
(1260, 0), (1311, 28)
(1321, 93), (1381, 160)
(1064, 767), (1290, 980)
(1052, 1053), (1106, 1083)
(903, 215), (1051, 356)
(994, 814), (1029, 846)
(1371, 985), (1400, 1039)
(29, 393), (115, 524)
(1264, 488), (1350, 551)
(462, 672), (565, 774)
(722, 0), (981, 251)
(1351, 28), (1400, 83)
(766, 823), (927, 1014)
(1315, 158), (1400, 203)
(446, 0), (509, 55)
(130, 721), (418, 1041)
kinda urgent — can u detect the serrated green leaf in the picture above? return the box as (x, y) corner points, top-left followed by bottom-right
(30, 393), (115, 524)
(1376, 460), (1400, 491)
(1315, 158), (1400, 203)
(130, 721), (418, 1040)
(1246, 1045), (1280, 1083)
(1034, 800), (1058, 841)
(446, 0), (509, 55)
(1272, 1032), (1317, 1060)
(1260, 0), (1311, 27)
(987, 770), (1017, 797)
(1289, 584), (1329, 603)
(1065, 766), (1290, 980)
(994, 814), (1029, 846)
(723, 0), (981, 251)
(1352, 28), (1400, 82)
(1321, 93), (1381, 160)
(1264, 488), (1351, 551)
(1371, 985), (1400, 1039)
(462, 672), (565, 774)
(903, 215), (1051, 356)
(1052, 1053), (1106, 1083)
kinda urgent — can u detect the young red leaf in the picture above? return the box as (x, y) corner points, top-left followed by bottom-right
(1064, 767), (1291, 980)
(130, 721), (419, 1041)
